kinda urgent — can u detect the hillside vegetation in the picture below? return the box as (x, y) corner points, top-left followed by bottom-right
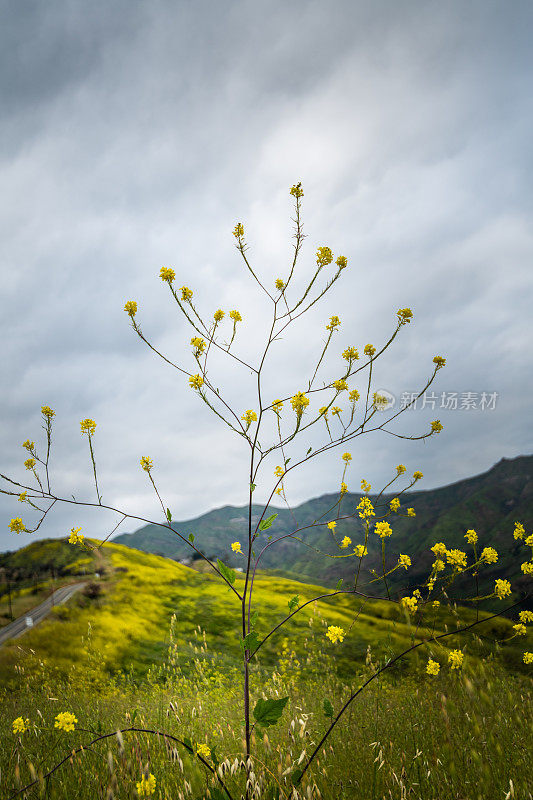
(0, 539), (529, 692)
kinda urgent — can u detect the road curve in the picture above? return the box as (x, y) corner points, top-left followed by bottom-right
(0, 582), (87, 646)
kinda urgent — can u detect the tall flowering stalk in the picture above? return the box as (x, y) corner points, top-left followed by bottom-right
(2, 184), (531, 800)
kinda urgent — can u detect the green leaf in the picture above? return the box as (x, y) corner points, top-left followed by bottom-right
(250, 610), (259, 627)
(335, 578), (343, 591)
(217, 559), (236, 585)
(306, 446), (312, 455)
(284, 457), (291, 466)
(182, 736), (193, 753)
(288, 594), (300, 612)
(259, 513), (278, 531)
(240, 631), (260, 654)
(188, 532), (195, 543)
(250, 482), (256, 493)
(323, 698), (334, 718)
(210, 745), (219, 769)
(131, 709), (138, 726)
(166, 507), (172, 522)
(253, 696), (288, 728)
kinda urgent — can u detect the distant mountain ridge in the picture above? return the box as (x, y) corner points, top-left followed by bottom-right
(113, 455), (533, 593)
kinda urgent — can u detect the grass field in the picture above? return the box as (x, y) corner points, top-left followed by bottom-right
(1, 540), (531, 799)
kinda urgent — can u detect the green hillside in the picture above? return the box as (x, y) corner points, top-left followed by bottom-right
(0, 541), (524, 688)
(113, 455), (533, 597)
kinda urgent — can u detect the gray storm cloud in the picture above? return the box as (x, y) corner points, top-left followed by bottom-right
(1, 0), (532, 551)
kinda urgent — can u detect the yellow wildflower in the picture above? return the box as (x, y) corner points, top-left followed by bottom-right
(494, 578), (511, 599)
(431, 542), (447, 558)
(290, 183), (304, 197)
(327, 521), (337, 531)
(331, 406), (342, 416)
(9, 518), (26, 534)
(397, 308), (413, 325)
(413, 471), (423, 481)
(433, 355), (446, 369)
(213, 309), (225, 322)
(518, 611), (533, 623)
(357, 497), (375, 519)
(431, 420), (443, 433)
(342, 346), (359, 361)
(523, 652), (533, 664)
(326, 315), (341, 331)
(275, 278), (285, 290)
(159, 267), (175, 282)
(432, 559), (445, 572)
(319, 406), (329, 417)
(229, 309), (242, 322)
(136, 773), (156, 797)
(181, 286), (193, 301)
(196, 743), (211, 759)
(390, 498), (400, 512)
(426, 659), (440, 676)
(68, 527), (83, 545)
(18, 491), (28, 502)
(332, 379), (348, 391)
(340, 482), (348, 494)
(513, 521), (525, 540)
(241, 410), (257, 426)
(41, 406), (55, 419)
(375, 521), (393, 538)
(190, 336), (206, 355)
(189, 374), (204, 390)
(349, 389), (360, 403)
(342, 452), (352, 463)
(448, 650), (464, 670)
(446, 549), (467, 569)
(525, 534), (533, 547)
(513, 623), (527, 636)
(272, 399), (283, 415)
(231, 542), (242, 554)
(22, 439), (35, 452)
(480, 547), (498, 564)
(54, 712), (77, 732)
(363, 344), (375, 357)
(354, 544), (368, 558)
(336, 255), (348, 269)
(401, 596), (418, 613)
(361, 479), (372, 493)
(398, 554), (411, 569)
(80, 418), (96, 436)
(140, 456), (153, 472)
(290, 391), (310, 416)
(124, 300), (137, 317)
(233, 223), (244, 238)
(274, 466), (284, 477)
(316, 246), (333, 268)
(326, 625), (345, 644)
(12, 717), (30, 734)
(521, 562), (533, 575)
(340, 536), (351, 549)
(24, 458), (36, 470)
(464, 529), (478, 545)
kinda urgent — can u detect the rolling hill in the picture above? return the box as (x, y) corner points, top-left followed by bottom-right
(113, 454), (533, 595)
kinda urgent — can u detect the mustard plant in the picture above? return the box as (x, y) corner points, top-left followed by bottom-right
(2, 182), (531, 800)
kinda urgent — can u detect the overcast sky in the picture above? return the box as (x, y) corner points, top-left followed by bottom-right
(1, 0), (532, 553)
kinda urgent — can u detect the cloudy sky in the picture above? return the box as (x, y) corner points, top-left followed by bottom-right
(1, 0), (532, 552)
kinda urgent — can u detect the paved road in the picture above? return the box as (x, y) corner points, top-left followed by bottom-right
(0, 582), (87, 646)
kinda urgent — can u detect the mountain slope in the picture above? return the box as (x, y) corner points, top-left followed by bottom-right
(114, 455), (533, 593)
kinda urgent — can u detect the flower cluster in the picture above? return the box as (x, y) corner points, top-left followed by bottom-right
(494, 578), (511, 599)
(446, 549), (467, 569)
(181, 286), (193, 302)
(274, 466), (284, 477)
(80, 418), (96, 436)
(68, 527), (83, 545)
(54, 712), (77, 732)
(480, 546), (498, 564)
(397, 308), (413, 325)
(357, 497), (375, 519)
(231, 541), (242, 554)
(189, 374), (204, 390)
(430, 420), (443, 433)
(213, 308), (224, 322)
(349, 389), (360, 403)
(241, 409), (257, 426)
(22, 439), (35, 453)
(340, 536), (352, 549)
(396, 464), (407, 475)
(342, 346), (359, 361)
(413, 471), (423, 481)
(375, 521), (393, 539)
(196, 743), (211, 759)
(272, 399), (283, 415)
(448, 650), (464, 670)
(398, 554), (411, 569)
(332, 379), (348, 392)
(354, 544), (368, 557)
(140, 456), (153, 472)
(326, 625), (345, 644)
(336, 255), (348, 269)
(390, 498), (400, 512)
(233, 223), (244, 238)
(464, 529), (478, 545)
(426, 659), (440, 676)
(136, 773), (156, 798)
(326, 315), (341, 331)
(363, 344), (376, 358)
(433, 355), (446, 369)
(24, 458), (36, 470)
(290, 183), (304, 198)
(316, 246), (333, 268)
(159, 267), (175, 282)
(41, 406), (55, 419)
(124, 300), (137, 317)
(190, 336), (206, 355)
(275, 278), (285, 290)
(229, 309), (242, 322)
(12, 717), (30, 734)
(342, 452), (352, 463)
(9, 518), (26, 534)
(290, 391), (310, 417)
(401, 596), (418, 613)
